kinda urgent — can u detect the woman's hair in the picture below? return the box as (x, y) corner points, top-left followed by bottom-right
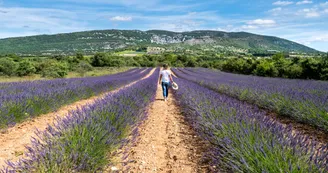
(163, 64), (168, 69)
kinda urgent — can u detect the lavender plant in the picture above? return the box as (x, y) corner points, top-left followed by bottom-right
(173, 68), (328, 132)
(2, 68), (159, 172)
(0, 68), (150, 129)
(173, 77), (328, 172)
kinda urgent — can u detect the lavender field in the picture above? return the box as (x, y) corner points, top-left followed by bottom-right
(2, 69), (159, 172)
(172, 68), (328, 132)
(0, 68), (150, 129)
(173, 76), (328, 172)
(1, 67), (327, 172)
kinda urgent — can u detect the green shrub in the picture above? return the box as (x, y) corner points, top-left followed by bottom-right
(17, 60), (36, 76)
(253, 60), (278, 77)
(0, 57), (18, 76)
(91, 53), (109, 67)
(285, 64), (303, 78)
(76, 61), (93, 77)
(41, 61), (69, 78)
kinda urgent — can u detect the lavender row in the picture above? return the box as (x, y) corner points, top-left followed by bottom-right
(2, 68), (159, 172)
(173, 68), (328, 132)
(173, 77), (328, 172)
(0, 68), (150, 129)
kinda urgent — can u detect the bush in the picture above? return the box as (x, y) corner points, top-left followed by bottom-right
(76, 52), (84, 61)
(76, 61), (93, 77)
(253, 60), (278, 77)
(91, 53), (109, 67)
(186, 59), (197, 67)
(41, 61), (69, 78)
(285, 64), (303, 78)
(173, 60), (185, 67)
(125, 57), (140, 67)
(0, 57), (18, 76)
(108, 58), (126, 67)
(17, 60), (36, 76)
(301, 58), (320, 79)
(52, 55), (66, 61)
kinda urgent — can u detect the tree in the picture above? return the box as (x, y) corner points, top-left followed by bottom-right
(108, 58), (126, 67)
(41, 61), (69, 78)
(186, 59), (197, 67)
(164, 54), (177, 65)
(52, 55), (66, 61)
(253, 60), (278, 77)
(17, 60), (36, 76)
(174, 60), (185, 67)
(301, 58), (320, 79)
(91, 53), (109, 67)
(76, 52), (84, 61)
(222, 58), (249, 74)
(285, 64), (303, 78)
(273, 56), (289, 77)
(76, 61), (93, 77)
(125, 57), (140, 67)
(319, 53), (328, 80)
(200, 61), (210, 68)
(0, 57), (18, 76)
(7, 54), (20, 62)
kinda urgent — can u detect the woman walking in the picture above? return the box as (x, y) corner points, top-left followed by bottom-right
(158, 64), (174, 102)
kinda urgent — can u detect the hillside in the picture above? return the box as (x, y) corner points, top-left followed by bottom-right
(0, 29), (319, 55)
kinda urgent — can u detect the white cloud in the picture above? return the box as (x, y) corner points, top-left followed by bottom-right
(298, 8), (321, 17)
(291, 32), (328, 49)
(268, 7), (283, 16)
(216, 25), (240, 32)
(324, 9), (328, 13)
(247, 19), (276, 25)
(273, 1), (294, 6)
(310, 34), (328, 42)
(241, 19), (277, 30)
(305, 12), (320, 17)
(296, 0), (313, 5)
(0, 7), (87, 38)
(320, 2), (328, 6)
(241, 25), (259, 29)
(269, 7), (282, 12)
(55, 0), (195, 12)
(148, 19), (202, 32)
(60, 0), (160, 7)
(109, 16), (132, 21)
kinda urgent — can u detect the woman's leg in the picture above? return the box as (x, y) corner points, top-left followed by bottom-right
(165, 82), (169, 97)
(161, 82), (167, 98)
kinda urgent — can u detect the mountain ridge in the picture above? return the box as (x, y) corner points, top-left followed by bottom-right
(0, 29), (319, 55)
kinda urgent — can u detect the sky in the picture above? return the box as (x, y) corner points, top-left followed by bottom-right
(0, 0), (327, 51)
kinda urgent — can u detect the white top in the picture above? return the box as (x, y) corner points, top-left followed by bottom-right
(161, 70), (171, 82)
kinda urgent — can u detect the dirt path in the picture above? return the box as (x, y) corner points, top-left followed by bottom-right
(118, 84), (207, 173)
(0, 69), (155, 168)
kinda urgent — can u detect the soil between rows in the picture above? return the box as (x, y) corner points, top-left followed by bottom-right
(116, 84), (210, 173)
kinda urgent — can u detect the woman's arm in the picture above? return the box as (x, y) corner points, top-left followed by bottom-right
(158, 74), (162, 85)
(169, 74), (174, 83)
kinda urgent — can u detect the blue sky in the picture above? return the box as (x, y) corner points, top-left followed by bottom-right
(0, 0), (327, 51)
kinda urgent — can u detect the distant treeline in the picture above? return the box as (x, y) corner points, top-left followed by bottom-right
(218, 53), (328, 80)
(0, 52), (327, 80)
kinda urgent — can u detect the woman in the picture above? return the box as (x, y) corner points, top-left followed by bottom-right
(158, 64), (174, 102)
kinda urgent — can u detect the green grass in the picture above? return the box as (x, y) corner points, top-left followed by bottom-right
(115, 50), (146, 56)
(0, 67), (133, 83)
(67, 67), (134, 78)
